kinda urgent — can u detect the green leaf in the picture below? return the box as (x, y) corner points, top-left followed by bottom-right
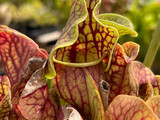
(99, 13), (138, 37)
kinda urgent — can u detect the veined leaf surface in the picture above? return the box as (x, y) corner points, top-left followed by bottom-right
(12, 58), (47, 106)
(146, 95), (160, 119)
(18, 67), (58, 120)
(48, 0), (137, 78)
(105, 42), (155, 102)
(0, 76), (12, 119)
(106, 95), (159, 120)
(0, 26), (48, 87)
(152, 75), (160, 96)
(53, 63), (105, 120)
(105, 42), (139, 102)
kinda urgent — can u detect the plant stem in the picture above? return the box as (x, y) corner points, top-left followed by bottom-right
(143, 18), (160, 68)
(47, 79), (53, 89)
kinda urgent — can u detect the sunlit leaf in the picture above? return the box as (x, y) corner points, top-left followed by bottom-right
(106, 95), (159, 120)
(0, 25), (48, 87)
(53, 63), (105, 120)
(122, 41), (139, 62)
(12, 58), (47, 106)
(105, 41), (156, 102)
(146, 95), (160, 119)
(105, 42), (140, 102)
(48, 0), (137, 78)
(0, 76), (12, 119)
(0, 74), (26, 119)
(152, 75), (160, 96)
(18, 67), (58, 120)
(0, 93), (12, 119)
(99, 13), (138, 37)
(0, 76), (10, 100)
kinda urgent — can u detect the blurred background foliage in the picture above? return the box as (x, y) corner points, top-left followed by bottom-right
(119, 0), (160, 74)
(0, 0), (71, 27)
(0, 0), (159, 74)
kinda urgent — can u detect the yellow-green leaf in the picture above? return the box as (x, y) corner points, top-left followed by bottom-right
(99, 14), (138, 37)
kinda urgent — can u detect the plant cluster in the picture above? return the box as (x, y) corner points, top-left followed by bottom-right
(0, 0), (160, 119)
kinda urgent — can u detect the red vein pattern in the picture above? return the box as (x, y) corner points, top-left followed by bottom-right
(122, 42), (139, 62)
(53, 63), (104, 119)
(105, 42), (155, 103)
(53, 0), (118, 68)
(106, 95), (159, 120)
(99, 14), (137, 37)
(19, 85), (58, 120)
(0, 76), (12, 119)
(0, 26), (48, 87)
(17, 61), (58, 120)
(146, 95), (160, 119)
(12, 58), (46, 106)
(86, 63), (105, 90)
(54, 0), (87, 47)
(105, 42), (139, 103)
(130, 61), (155, 85)
(152, 75), (160, 95)
(130, 61), (156, 99)
(0, 76), (10, 100)
(0, 93), (12, 119)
